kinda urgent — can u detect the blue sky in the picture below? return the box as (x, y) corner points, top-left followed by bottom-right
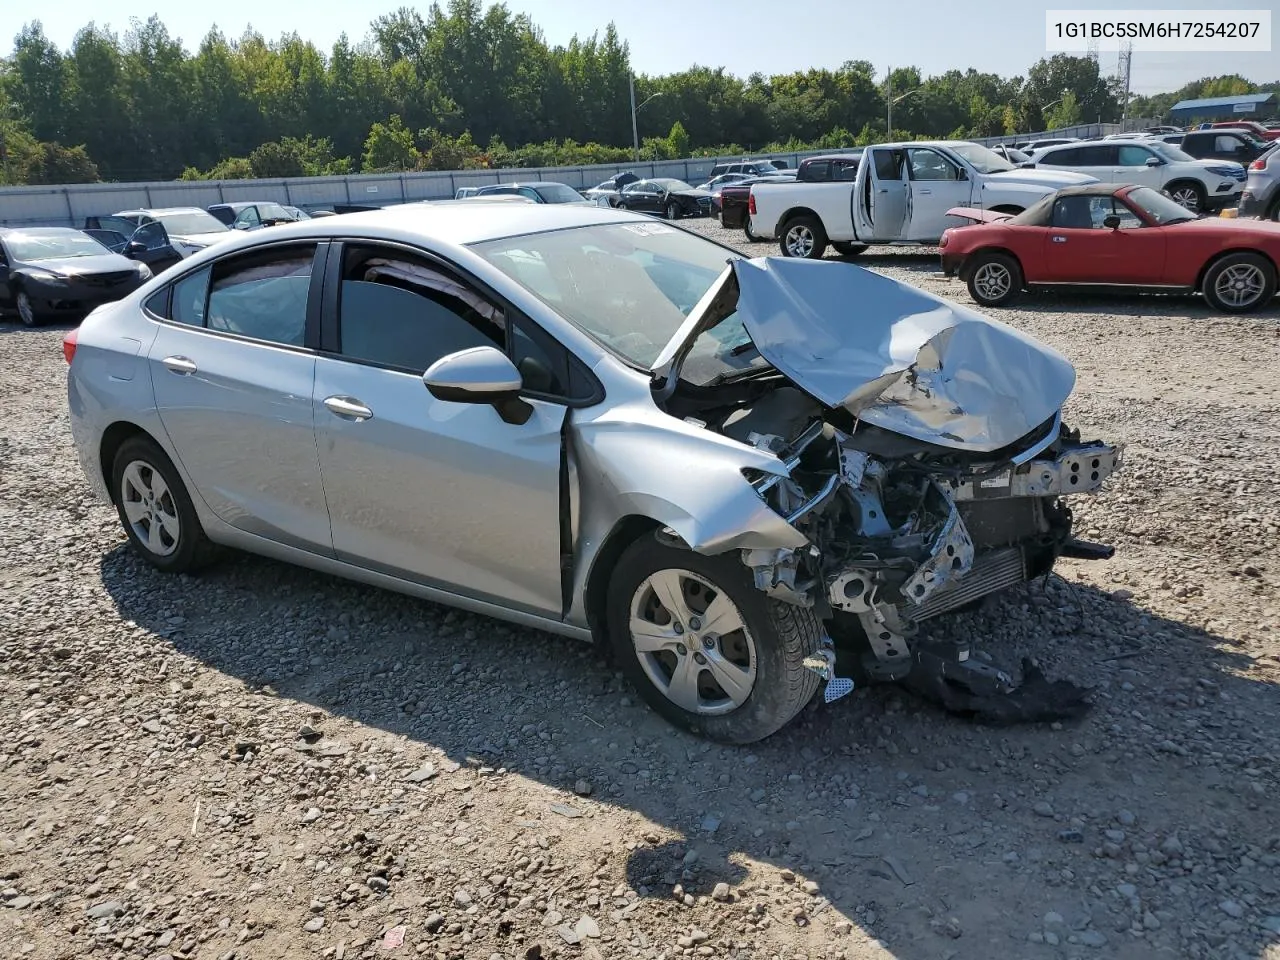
(20, 0), (1279, 95)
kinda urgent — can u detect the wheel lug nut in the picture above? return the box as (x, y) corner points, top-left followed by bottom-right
(676, 643), (688, 656)
(693, 652), (707, 665)
(673, 622), (684, 635)
(688, 616), (701, 630)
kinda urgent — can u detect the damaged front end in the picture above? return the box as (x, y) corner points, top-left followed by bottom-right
(653, 257), (1124, 720)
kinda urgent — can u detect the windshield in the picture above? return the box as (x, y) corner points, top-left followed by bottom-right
(1126, 186), (1198, 224)
(156, 211), (230, 235)
(472, 221), (750, 373)
(1148, 142), (1194, 163)
(655, 178), (694, 192)
(947, 142), (1015, 174)
(5, 231), (112, 261)
(533, 183), (585, 204)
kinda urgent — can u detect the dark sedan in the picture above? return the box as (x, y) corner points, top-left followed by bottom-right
(475, 182), (599, 205)
(0, 228), (152, 327)
(581, 171), (641, 206)
(614, 178), (712, 219)
(207, 201), (301, 230)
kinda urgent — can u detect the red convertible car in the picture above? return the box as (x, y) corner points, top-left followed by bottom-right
(939, 184), (1280, 313)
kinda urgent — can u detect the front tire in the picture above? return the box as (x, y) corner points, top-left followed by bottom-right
(606, 535), (822, 744)
(1165, 181), (1206, 213)
(779, 215), (828, 259)
(16, 290), (39, 327)
(965, 251), (1024, 307)
(1201, 252), (1276, 313)
(665, 201), (681, 221)
(111, 435), (220, 574)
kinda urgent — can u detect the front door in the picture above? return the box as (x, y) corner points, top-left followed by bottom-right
(129, 222), (184, 273)
(311, 241), (568, 617)
(1112, 144), (1165, 187)
(858, 147), (908, 241)
(147, 241), (334, 553)
(1040, 194), (1166, 284)
(904, 147), (973, 241)
(623, 182), (664, 214)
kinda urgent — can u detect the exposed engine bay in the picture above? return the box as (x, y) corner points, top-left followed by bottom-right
(664, 380), (1122, 721)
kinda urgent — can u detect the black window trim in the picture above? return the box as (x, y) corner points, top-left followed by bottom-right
(141, 239), (327, 354)
(318, 237), (604, 409)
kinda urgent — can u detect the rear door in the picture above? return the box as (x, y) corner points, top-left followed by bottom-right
(904, 147), (973, 241)
(311, 240), (573, 616)
(855, 147), (908, 241)
(146, 241), (333, 553)
(1038, 144), (1116, 182)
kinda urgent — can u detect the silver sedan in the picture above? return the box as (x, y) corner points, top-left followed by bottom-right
(64, 202), (1122, 743)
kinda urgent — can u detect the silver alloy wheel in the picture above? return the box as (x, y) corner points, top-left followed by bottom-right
(972, 261), (1012, 302)
(784, 224), (815, 257)
(1212, 262), (1267, 309)
(119, 459), (181, 557)
(16, 291), (36, 327)
(1167, 186), (1202, 212)
(629, 568), (757, 716)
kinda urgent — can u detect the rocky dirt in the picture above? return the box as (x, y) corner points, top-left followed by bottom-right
(2, 219), (1279, 960)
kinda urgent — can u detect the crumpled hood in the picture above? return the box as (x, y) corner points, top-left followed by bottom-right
(681, 257), (1078, 453)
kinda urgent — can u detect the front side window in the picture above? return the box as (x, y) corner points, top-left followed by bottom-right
(206, 245), (316, 346)
(1117, 145), (1156, 166)
(234, 207), (262, 228)
(134, 222), (169, 250)
(907, 148), (960, 181)
(1051, 196), (1102, 229)
(336, 245), (505, 374)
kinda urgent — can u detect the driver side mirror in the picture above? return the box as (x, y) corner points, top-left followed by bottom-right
(126, 241), (148, 255)
(1103, 214), (1122, 230)
(1145, 157), (1162, 167)
(957, 167), (968, 181)
(422, 345), (532, 425)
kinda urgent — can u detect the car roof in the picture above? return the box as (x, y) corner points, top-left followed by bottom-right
(206, 201), (644, 249)
(114, 207), (209, 216)
(804, 152), (863, 161)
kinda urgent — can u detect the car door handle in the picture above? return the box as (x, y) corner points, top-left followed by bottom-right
(1052, 236), (1067, 243)
(918, 189), (932, 195)
(162, 355), (197, 375)
(323, 395), (373, 422)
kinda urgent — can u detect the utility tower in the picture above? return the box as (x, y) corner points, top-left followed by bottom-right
(1086, 38), (1100, 67)
(1117, 42), (1133, 129)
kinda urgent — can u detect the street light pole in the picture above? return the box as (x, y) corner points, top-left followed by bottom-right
(886, 66), (892, 136)
(630, 74), (640, 163)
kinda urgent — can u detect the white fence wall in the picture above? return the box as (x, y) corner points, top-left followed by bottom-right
(0, 123), (1133, 228)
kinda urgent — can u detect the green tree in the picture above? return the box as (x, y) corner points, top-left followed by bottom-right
(362, 114), (419, 171)
(25, 141), (100, 182)
(1044, 91), (1082, 129)
(666, 120), (690, 157)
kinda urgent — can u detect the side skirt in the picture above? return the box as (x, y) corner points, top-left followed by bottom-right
(205, 523), (594, 644)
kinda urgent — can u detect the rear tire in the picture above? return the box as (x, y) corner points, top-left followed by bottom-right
(743, 218), (764, 243)
(964, 251), (1023, 307)
(111, 435), (220, 574)
(1201, 251), (1276, 314)
(605, 534), (822, 744)
(779, 215), (828, 259)
(832, 241), (868, 258)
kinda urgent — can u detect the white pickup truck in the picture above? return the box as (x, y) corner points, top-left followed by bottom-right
(748, 140), (1099, 259)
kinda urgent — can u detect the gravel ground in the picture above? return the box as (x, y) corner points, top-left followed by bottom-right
(2, 219), (1279, 960)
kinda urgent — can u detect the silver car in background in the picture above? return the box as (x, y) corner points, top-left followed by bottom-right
(64, 203), (1122, 743)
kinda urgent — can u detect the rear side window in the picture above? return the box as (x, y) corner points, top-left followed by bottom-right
(171, 267), (210, 326)
(1117, 145), (1155, 166)
(206, 245), (316, 346)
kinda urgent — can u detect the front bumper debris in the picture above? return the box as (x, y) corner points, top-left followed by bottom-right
(901, 641), (1093, 723)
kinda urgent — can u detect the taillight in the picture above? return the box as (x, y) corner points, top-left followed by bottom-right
(748, 193), (757, 215)
(1250, 158), (1266, 170)
(62, 328), (78, 365)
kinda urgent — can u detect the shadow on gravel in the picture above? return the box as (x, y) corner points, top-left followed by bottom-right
(99, 543), (1279, 959)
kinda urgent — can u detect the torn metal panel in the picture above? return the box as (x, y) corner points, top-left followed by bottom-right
(675, 257), (1079, 453)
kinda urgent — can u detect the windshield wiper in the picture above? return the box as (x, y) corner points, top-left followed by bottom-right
(729, 341), (758, 356)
